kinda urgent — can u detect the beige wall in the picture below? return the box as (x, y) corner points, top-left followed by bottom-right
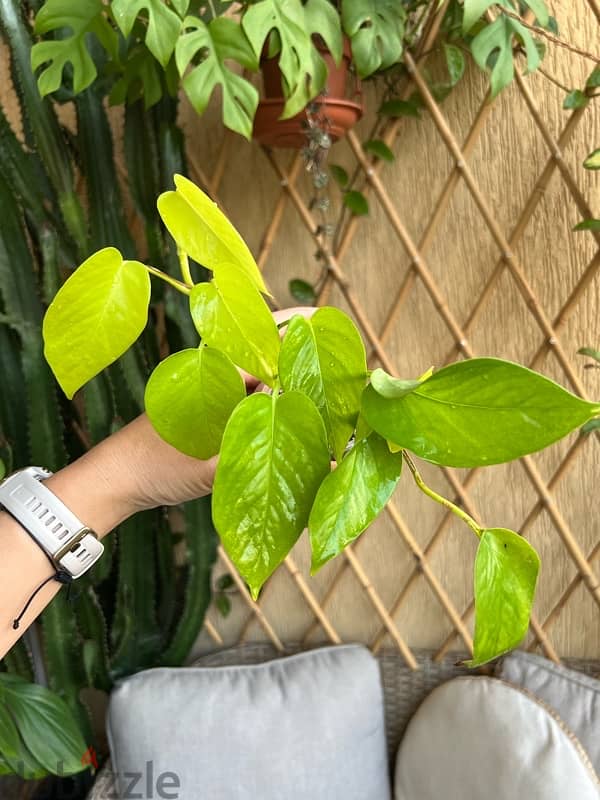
(1, 0), (599, 660)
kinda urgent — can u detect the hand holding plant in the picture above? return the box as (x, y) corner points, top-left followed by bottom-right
(42, 175), (600, 666)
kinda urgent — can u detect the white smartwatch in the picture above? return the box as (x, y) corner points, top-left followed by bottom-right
(0, 467), (104, 579)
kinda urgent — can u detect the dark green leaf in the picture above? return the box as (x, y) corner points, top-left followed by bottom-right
(176, 17), (259, 139)
(563, 90), (588, 110)
(330, 163), (349, 187)
(213, 391), (330, 598)
(279, 307), (367, 461)
(145, 346), (245, 459)
(361, 358), (600, 468)
(370, 368), (421, 399)
(573, 218), (600, 232)
(215, 593), (231, 617)
(584, 148), (600, 170)
(380, 98), (420, 118)
(582, 418), (600, 434)
(189, 270), (280, 386)
(309, 434), (402, 571)
(465, 528), (540, 667)
(546, 15), (559, 34)
(216, 573), (235, 591)
(2, 680), (88, 775)
(363, 139), (395, 162)
(289, 278), (317, 304)
(444, 42), (465, 85)
(0, 688), (46, 779)
(343, 190), (369, 216)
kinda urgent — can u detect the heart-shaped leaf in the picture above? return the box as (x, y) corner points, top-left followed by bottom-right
(145, 346), (245, 459)
(43, 247), (151, 399)
(465, 528), (540, 667)
(190, 269), (280, 386)
(279, 307), (367, 461)
(1, 677), (88, 776)
(213, 391), (330, 598)
(362, 358), (600, 468)
(158, 175), (267, 294)
(176, 17), (259, 139)
(309, 433), (402, 572)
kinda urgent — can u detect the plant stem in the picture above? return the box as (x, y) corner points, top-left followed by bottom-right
(144, 264), (191, 296)
(178, 248), (194, 286)
(402, 451), (483, 538)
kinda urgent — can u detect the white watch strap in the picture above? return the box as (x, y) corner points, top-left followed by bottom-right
(0, 467), (104, 578)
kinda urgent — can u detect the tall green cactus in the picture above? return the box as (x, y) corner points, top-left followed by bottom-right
(0, 2), (218, 778)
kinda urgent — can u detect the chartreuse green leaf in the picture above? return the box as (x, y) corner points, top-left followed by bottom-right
(471, 15), (542, 97)
(341, 0), (406, 78)
(1, 677), (88, 775)
(584, 148), (600, 170)
(158, 175), (267, 294)
(190, 267), (280, 386)
(31, 0), (118, 96)
(145, 346), (245, 459)
(43, 247), (151, 399)
(309, 434), (402, 572)
(465, 528), (540, 667)
(112, 0), (184, 67)
(279, 308), (367, 461)
(176, 17), (259, 140)
(213, 391), (330, 598)
(362, 358), (600, 468)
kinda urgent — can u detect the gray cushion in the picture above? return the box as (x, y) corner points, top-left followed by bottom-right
(394, 676), (599, 799)
(498, 650), (600, 773)
(107, 644), (391, 800)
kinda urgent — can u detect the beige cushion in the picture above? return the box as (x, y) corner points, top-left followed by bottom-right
(394, 676), (599, 800)
(498, 651), (600, 773)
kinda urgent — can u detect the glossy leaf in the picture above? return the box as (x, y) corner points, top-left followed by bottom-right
(344, 190), (369, 216)
(176, 17), (259, 139)
(466, 528), (540, 667)
(158, 175), (267, 294)
(1, 678), (88, 775)
(213, 391), (330, 598)
(471, 16), (541, 97)
(309, 434), (402, 572)
(31, 0), (118, 96)
(341, 0), (406, 78)
(112, 0), (184, 67)
(363, 139), (395, 162)
(43, 247), (151, 398)
(190, 268), (280, 386)
(362, 358), (600, 468)
(370, 368), (421, 399)
(279, 307), (367, 461)
(573, 218), (600, 232)
(289, 278), (316, 304)
(584, 148), (600, 170)
(145, 346), (245, 459)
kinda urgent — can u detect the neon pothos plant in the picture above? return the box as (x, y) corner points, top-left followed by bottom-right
(42, 175), (599, 666)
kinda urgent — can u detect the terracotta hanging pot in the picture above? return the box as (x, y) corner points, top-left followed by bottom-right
(253, 37), (363, 149)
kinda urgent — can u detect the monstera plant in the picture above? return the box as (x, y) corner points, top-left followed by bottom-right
(41, 175), (600, 667)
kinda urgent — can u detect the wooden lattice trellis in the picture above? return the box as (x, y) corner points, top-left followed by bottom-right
(181, 0), (600, 667)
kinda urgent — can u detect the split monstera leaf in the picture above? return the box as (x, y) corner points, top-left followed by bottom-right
(42, 175), (600, 666)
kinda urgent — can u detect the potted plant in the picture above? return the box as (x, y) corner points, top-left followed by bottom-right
(41, 174), (600, 668)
